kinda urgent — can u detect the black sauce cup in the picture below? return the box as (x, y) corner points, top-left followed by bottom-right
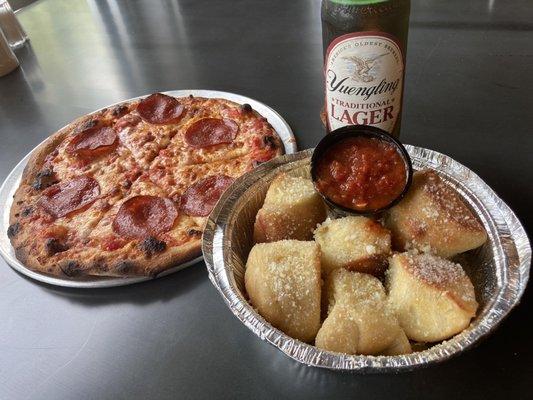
(310, 125), (413, 217)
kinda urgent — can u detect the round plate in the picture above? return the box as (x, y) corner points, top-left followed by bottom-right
(0, 90), (297, 288)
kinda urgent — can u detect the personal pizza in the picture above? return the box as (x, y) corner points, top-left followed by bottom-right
(7, 93), (284, 278)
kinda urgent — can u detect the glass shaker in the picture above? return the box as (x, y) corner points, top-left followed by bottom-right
(0, 25), (18, 76)
(0, 0), (28, 48)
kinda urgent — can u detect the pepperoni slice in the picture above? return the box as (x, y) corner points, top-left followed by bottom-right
(184, 118), (238, 148)
(250, 135), (279, 163)
(39, 176), (100, 219)
(137, 93), (185, 125)
(181, 175), (234, 217)
(66, 125), (117, 158)
(112, 195), (178, 239)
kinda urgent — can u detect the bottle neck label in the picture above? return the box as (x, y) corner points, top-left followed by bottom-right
(324, 31), (404, 134)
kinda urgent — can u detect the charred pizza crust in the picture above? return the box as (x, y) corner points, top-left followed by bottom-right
(12, 236), (203, 278)
(12, 236), (202, 278)
(8, 94), (283, 278)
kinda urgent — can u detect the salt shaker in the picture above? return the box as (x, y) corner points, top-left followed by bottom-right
(0, 26), (18, 76)
(0, 0), (28, 48)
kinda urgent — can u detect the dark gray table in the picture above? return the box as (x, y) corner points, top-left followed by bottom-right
(1, 1), (531, 399)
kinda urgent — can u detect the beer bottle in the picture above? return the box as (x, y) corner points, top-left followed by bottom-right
(322, 0), (410, 136)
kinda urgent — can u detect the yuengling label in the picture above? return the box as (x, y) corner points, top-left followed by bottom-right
(325, 32), (404, 133)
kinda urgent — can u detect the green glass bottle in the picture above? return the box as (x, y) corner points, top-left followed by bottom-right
(322, 0), (411, 137)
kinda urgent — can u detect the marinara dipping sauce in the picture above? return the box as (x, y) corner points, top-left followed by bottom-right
(311, 126), (412, 214)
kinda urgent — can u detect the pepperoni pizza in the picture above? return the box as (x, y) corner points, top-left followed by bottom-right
(8, 93), (283, 278)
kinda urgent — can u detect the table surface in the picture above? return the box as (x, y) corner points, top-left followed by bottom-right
(1, 0), (532, 399)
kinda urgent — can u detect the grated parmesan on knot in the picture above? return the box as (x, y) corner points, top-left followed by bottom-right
(245, 240), (321, 342)
(404, 252), (467, 287)
(264, 174), (317, 205)
(421, 170), (482, 231)
(314, 216), (391, 275)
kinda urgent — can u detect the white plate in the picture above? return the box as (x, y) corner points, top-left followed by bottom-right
(0, 90), (297, 288)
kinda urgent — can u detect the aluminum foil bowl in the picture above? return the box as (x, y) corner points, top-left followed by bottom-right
(202, 147), (531, 372)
